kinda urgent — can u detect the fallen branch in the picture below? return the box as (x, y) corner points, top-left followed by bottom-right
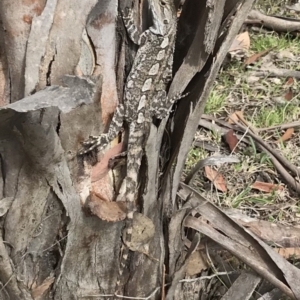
(257, 120), (300, 132)
(249, 67), (300, 79)
(184, 155), (240, 185)
(247, 10), (300, 32)
(201, 115), (300, 133)
(199, 115), (300, 193)
(179, 183), (300, 300)
(225, 208), (300, 248)
(230, 119), (300, 193)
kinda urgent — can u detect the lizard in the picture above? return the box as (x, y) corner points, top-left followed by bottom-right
(79, 0), (177, 296)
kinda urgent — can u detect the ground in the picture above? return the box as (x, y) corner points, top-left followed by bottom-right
(185, 1), (300, 226)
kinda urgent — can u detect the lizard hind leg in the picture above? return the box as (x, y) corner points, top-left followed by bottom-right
(79, 104), (125, 155)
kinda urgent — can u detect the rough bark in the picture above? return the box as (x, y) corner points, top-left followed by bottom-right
(0, 0), (254, 299)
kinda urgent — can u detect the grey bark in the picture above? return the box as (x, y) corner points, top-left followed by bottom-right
(0, 0), (254, 299)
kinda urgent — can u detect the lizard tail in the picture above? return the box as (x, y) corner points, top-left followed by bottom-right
(114, 126), (144, 297)
(114, 245), (130, 298)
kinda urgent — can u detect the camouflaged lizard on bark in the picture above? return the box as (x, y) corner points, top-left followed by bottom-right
(79, 0), (177, 295)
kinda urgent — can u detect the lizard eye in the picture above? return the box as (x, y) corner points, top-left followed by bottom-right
(161, 1), (166, 5)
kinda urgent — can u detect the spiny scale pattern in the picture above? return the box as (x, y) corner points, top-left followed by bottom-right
(79, 0), (177, 295)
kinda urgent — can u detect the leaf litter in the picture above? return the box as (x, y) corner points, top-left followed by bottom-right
(182, 2), (300, 298)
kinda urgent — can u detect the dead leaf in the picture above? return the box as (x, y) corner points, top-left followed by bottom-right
(91, 175), (115, 203)
(285, 77), (294, 87)
(276, 127), (294, 143)
(228, 111), (241, 124)
(204, 166), (227, 192)
(284, 89), (293, 101)
(251, 181), (284, 193)
(275, 247), (300, 259)
(87, 191), (126, 222)
(224, 129), (239, 152)
(244, 48), (273, 65)
(31, 276), (55, 300)
(186, 251), (208, 276)
(229, 31), (250, 52)
(228, 111), (257, 134)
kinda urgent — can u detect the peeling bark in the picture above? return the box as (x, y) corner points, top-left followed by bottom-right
(0, 0), (254, 299)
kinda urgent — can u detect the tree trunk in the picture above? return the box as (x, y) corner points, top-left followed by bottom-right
(0, 0), (254, 299)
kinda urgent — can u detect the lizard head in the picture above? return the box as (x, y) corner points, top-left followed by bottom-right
(149, 0), (176, 36)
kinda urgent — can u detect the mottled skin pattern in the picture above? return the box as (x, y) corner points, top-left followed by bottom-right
(79, 0), (177, 296)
